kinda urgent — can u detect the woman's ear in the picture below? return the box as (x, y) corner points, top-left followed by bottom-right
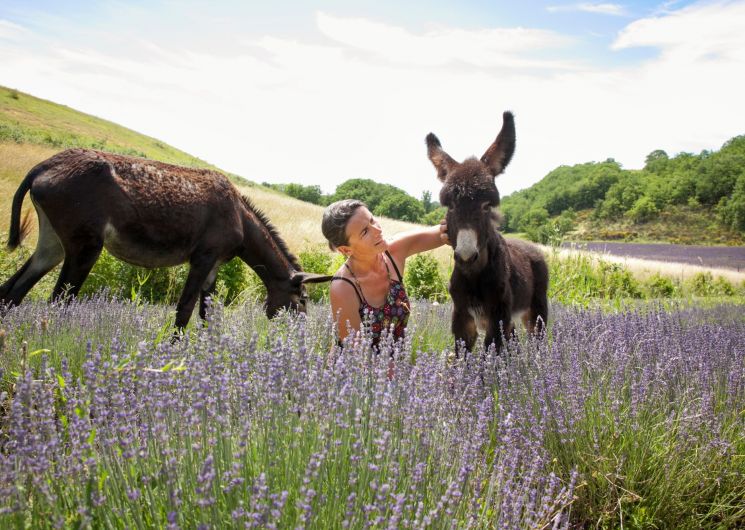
(337, 244), (352, 258)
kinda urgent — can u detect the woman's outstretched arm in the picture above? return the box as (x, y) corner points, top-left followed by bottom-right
(389, 220), (449, 261)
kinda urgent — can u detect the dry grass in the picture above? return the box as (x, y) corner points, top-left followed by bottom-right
(0, 143), (59, 245)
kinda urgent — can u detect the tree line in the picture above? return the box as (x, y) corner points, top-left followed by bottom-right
(262, 178), (447, 225)
(265, 133), (745, 240)
(500, 134), (745, 243)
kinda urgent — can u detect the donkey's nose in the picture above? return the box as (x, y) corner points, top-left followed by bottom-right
(454, 250), (479, 265)
(454, 229), (479, 265)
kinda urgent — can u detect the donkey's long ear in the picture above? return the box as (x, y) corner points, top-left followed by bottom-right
(481, 111), (516, 177)
(426, 133), (458, 182)
(294, 272), (335, 284)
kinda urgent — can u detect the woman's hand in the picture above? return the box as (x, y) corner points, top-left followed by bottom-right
(439, 219), (451, 246)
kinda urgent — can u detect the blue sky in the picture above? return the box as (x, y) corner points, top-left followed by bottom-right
(1, 1), (744, 199)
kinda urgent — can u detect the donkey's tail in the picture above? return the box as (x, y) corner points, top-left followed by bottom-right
(7, 164), (43, 250)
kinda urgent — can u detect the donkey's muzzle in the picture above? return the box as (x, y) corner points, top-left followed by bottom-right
(454, 228), (480, 266)
(454, 250), (480, 265)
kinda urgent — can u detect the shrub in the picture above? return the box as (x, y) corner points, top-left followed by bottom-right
(643, 273), (679, 298)
(404, 253), (449, 302)
(81, 252), (253, 306)
(548, 251), (644, 306)
(80, 250), (189, 304)
(712, 276), (736, 296)
(525, 210), (576, 246)
(298, 247), (335, 302)
(215, 257), (251, 305)
(597, 262), (643, 299)
(688, 272), (735, 297)
(626, 196), (659, 223)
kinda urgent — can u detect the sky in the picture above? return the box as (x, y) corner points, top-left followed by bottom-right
(1, 0), (744, 200)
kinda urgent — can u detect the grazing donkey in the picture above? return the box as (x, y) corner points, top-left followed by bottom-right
(426, 111), (549, 352)
(0, 149), (329, 330)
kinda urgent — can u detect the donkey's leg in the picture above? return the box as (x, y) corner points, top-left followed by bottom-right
(0, 207), (65, 306)
(452, 307), (478, 355)
(531, 290), (549, 337)
(175, 254), (219, 331)
(522, 312), (536, 335)
(528, 259), (550, 337)
(52, 240), (103, 301)
(484, 314), (514, 353)
(0, 259), (33, 304)
(198, 263), (220, 321)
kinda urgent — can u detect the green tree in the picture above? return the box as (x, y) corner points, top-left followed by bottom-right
(329, 179), (397, 212)
(421, 190), (434, 213)
(626, 196), (659, 223)
(718, 172), (745, 231)
(644, 149), (669, 173)
(523, 207), (550, 242)
(284, 183), (323, 204)
(374, 193), (425, 223)
(695, 152), (745, 205)
(422, 206), (448, 226)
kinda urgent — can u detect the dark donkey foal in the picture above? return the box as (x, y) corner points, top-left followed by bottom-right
(0, 149), (328, 329)
(426, 112), (549, 353)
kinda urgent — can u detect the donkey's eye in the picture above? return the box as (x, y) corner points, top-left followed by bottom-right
(481, 202), (492, 212)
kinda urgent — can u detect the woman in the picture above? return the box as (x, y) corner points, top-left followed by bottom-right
(321, 199), (449, 347)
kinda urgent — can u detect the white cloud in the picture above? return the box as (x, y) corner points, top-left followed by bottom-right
(316, 12), (578, 71)
(0, 3), (743, 203)
(547, 3), (627, 16)
(613, 0), (745, 61)
(0, 19), (27, 40)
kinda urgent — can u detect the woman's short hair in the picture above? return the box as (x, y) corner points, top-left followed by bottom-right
(322, 199), (365, 251)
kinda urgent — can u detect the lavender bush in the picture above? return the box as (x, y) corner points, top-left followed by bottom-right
(0, 297), (743, 528)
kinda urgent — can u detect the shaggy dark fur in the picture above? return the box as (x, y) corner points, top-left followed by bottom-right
(1, 149), (328, 330)
(426, 112), (549, 353)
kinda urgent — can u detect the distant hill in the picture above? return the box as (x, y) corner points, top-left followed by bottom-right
(500, 137), (745, 245)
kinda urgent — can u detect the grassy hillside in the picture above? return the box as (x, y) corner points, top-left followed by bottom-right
(0, 85), (219, 168)
(500, 139), (745, 245)
(571, 204), (744, 245)
(0, 85), (452, 267)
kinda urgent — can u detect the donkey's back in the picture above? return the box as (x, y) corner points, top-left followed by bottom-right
(27, 149), (245, 268)
(31, 149), (239, 215)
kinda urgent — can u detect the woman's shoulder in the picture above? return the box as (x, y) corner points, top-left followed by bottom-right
(329, 267), (358, 295)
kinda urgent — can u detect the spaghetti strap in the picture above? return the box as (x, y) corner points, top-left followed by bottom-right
(330, 276), (364, 304)
(385, 251), (404, 283)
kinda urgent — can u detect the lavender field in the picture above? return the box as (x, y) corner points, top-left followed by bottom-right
(563, 242), (745, 271)
(0, 297), (744, 529)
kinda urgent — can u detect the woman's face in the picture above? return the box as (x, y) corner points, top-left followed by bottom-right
(343, 207), (388, 256)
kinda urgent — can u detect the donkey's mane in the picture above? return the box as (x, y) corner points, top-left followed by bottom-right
(241, 195), (301, 271)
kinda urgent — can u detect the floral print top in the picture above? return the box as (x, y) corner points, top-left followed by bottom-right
(333, 251), (410, 346)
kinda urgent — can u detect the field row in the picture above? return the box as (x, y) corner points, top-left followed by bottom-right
(563, 241), (745, 271)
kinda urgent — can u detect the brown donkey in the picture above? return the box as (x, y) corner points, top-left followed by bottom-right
(0, 149), (328, 330)
(426, 112), (549, 353)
